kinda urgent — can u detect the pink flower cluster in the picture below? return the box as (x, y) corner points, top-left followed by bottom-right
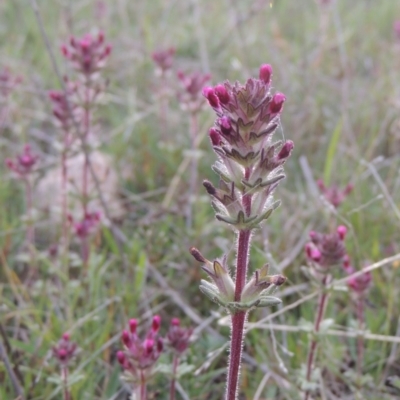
(343, 258), (372, 295)
(152, 47), (176, 74)
(52, 333), (77, 366)
(317, 179), (353, 208)
(117, 316), (193, 379)
(70, 211), (101, 239)
(117, 316), (164, 376)
(166, 318), (193, 354)
(177, 70), (211, 111)
(61, 32), (112, 77)
(48, 87), (77, 132)
(305, 225), (373, 293)
(201, 64), (293, 229)
(305, 225), (348, 269)
(6, 144), (39, 179)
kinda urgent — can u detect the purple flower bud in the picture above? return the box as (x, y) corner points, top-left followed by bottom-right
(58, 349), (68, 360)
(209, 128), (222, 146)
(203, 87), (220, 108)
(144, 339), (154, 354)
(219, 116), (232, 136)
(347, 269), (372, 294)
(214, 84), (230, 104)
(121, 330), (131, 347)
(305, 243), (321, 262)
(116, 350), (125, 365)
(157, 338), (164, 353)
(152, 315), (161, 332)
(62, 333), (70, 341)
(129, 319), (138, 334)
(277, 140), (294, 160)
(171, 318), (180, 326)
(337, 225), (347, 240)
(61, 45), (69, 57)
(189, 247), (207, 263)
(259, 64), (273, 84)
(269, 93), (286, 114)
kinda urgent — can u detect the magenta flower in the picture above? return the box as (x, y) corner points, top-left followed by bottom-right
(305, 225), (348, 269)
(6, 144), (39, 179)
(48, 87), (78, 132)
(61, 32), (111, 76)
(177, 70), (211, 111)
(343, 258), (372, 295)
(71, 211), (101, 239)
(317, 179), (353, 208)
(166, 318), (193, 354)
(201, 64), (293, 230)
(117, 316), (164, 380)
(152, 47), (176, 73)
(52, 333), (77, 367)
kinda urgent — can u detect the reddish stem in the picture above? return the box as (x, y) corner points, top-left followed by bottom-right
(169, 354), (179, 400)
(226, 229), (251, 400)
(61, 366), (70, 400)
(304, 276), (330, 400)
(234, 230), (251, 302)
(138, 370), (147, 400)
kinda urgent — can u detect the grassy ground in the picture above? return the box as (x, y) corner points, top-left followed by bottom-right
(1, 0), (400, 399)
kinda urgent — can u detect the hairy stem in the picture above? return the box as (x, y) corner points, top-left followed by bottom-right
(304, 275), (330, 400)
(170, 354), (180, 400)
(226, 229), (251, 400)
(61, 366), (70, 400)
(137, 370), (147, 400)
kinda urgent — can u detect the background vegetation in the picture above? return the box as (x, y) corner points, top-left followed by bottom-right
(1, 0), (400, 398)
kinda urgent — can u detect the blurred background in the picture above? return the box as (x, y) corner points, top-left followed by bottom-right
(2, 0), (400, 398)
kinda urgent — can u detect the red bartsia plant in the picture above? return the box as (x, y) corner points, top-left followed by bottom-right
(152, 47), (176, 75)
(177, 70), (211, 112)
(117, 316), (164, 400)
(71, 211), (101, 239)
(303, 225), (348, 400)
(61, 32), (111, 77)
(190, 64), (292, 400)
(50, 32), (111, 264)
(52, 333), (78, 400)
(317, 179), (353, 208)
(166, 318), (193, 400)
(6, 144), (39, 252)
